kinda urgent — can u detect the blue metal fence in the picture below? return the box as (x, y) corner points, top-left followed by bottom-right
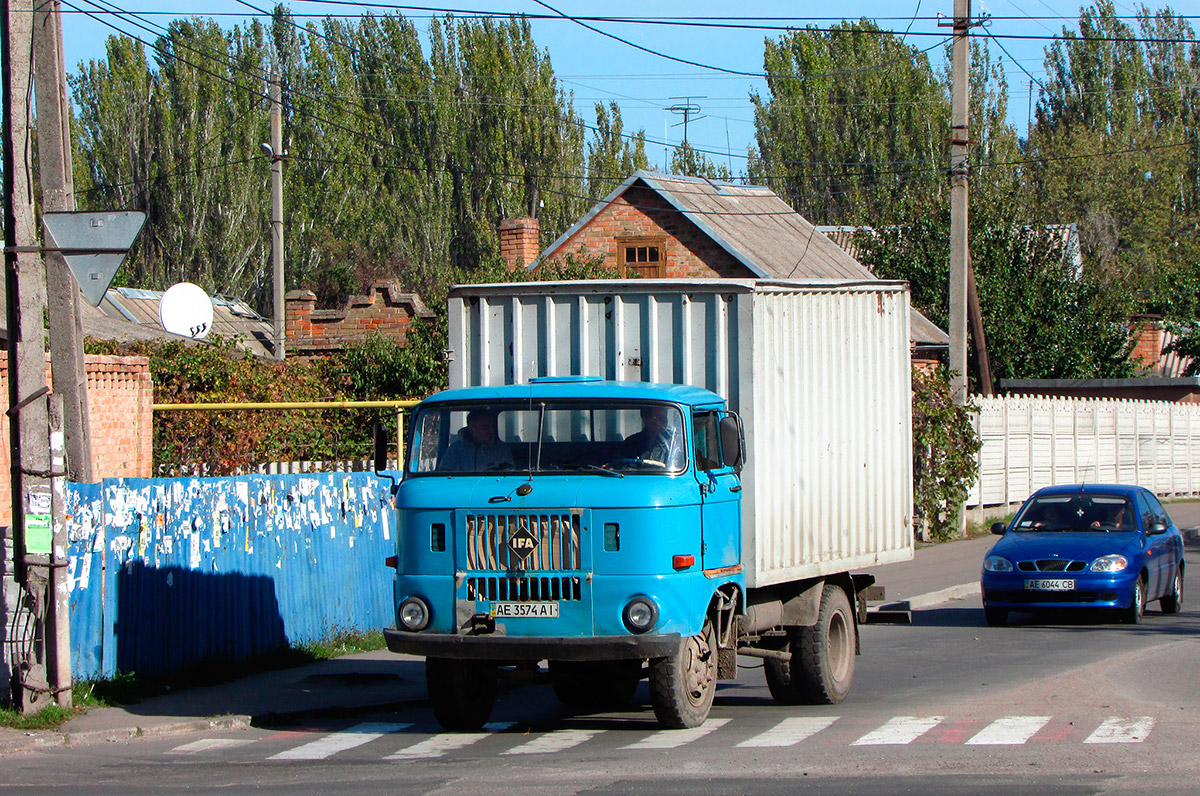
(65, 473), (397, 680)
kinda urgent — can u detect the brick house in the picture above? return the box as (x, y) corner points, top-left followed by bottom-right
(511, 170), (948, 365)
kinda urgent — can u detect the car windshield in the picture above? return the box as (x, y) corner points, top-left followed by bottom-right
(407, 400), (687, 475)
(1012, 494), (1135, 532)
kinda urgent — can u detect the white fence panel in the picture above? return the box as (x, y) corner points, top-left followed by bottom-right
(970, 395), (1200, 508)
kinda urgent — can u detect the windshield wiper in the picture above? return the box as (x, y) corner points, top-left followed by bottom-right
(581, 464), (624, 478)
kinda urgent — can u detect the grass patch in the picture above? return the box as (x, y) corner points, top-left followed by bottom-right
(0, 679), (117, 730)
(299, 629), (387, 660)
(0, 630), (388, 730)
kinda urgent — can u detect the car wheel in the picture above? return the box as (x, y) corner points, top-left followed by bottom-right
(1122, 575), (1146, 625)
(984, 607), (1008, 626)
(1160, 565), (1184, 615)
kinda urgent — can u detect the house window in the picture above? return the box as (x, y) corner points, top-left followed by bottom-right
(619, 239), (666, 278)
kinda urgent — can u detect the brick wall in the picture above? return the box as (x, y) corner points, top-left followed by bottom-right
(536, 185), (748, 278)
(0, 355), (153, 526)
(285, 280), (434, 355)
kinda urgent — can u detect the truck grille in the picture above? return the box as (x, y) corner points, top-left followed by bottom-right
(464, 512), (582, 572)
(466, 575), (583, 602)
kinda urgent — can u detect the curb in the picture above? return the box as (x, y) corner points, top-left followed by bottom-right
(61, 715), (252, 746)
(905, 582), (981, 610)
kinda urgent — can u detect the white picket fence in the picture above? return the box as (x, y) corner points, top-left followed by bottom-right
(968, 395), (1200, 508)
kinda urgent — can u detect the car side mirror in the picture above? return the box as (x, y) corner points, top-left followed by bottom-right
(990, 522), (1007, 535)
(1148, 521), (1168, 535)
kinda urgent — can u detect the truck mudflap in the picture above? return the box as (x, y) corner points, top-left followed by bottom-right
(384, 629), (682, 661)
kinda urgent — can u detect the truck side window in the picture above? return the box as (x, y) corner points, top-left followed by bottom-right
(693, 411), (722, 471)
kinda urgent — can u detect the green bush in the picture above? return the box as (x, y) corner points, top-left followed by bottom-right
(911, 367), (982, 542)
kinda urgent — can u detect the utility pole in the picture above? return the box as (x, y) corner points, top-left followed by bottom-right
(3, 0), (60, 713)
(267, 72), (285, 361)
(948, 0), (971, 405)
(34, 0), (91, 485)
(31, 0), (75, 709)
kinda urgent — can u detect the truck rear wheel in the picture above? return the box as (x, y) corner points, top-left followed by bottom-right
(764, 584), (855, 705)
(550, 660), (643, 707)
(649, 619), (717, 729)
(426, 657), (497, 731)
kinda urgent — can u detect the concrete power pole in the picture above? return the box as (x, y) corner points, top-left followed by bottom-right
(948, 0), (971, 405)
(268, 73), (285, 361)
(3, 0), (65, 712)
(31, 0), (74, 710)
(34, 1), (92, 485)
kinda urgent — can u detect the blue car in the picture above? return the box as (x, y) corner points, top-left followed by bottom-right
(981, 484), (1185, 626)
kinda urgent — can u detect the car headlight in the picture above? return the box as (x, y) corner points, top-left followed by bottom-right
(622, 596), (659, 633)
(398, 596), (431, 631)
(983, 556), (1013, 573)
(1090, 554), (1129, 573)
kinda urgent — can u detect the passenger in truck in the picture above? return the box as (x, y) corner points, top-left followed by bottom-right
(438, 409), (514, 471)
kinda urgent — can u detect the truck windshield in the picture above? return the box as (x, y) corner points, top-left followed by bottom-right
(407, 401), (687, 475)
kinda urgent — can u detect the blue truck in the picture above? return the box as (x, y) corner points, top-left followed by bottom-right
(381, 280), (915, 729)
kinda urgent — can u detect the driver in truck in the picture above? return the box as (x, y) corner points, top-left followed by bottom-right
(620, 405), (684, 468)
(437, 409), (514, 471)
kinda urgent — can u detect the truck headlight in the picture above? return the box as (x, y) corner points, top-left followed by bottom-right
(622, 597), (658, 633)
(399, 596), (431, 631)
(983, 556), (1013, 573)
(1090, 554), (1129, 573)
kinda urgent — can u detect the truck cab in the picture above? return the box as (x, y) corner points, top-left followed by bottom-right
(384, 377), (746, 729)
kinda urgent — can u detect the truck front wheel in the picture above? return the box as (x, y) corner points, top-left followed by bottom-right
(426, 657), (497, 731)
(648, 619), (717, 728)
(764, 584), (855, 705)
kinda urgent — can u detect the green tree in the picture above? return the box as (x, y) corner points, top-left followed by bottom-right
(855, 193), (1135, 383)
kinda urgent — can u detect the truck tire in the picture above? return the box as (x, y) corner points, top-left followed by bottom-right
(648, 619), (717, 728)
(426, 657), (497, 731)
(764, 584), (855, 705)
(550, 660), (643, 707)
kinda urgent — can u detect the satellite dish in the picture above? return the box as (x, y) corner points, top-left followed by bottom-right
(159, 282), (214, 339)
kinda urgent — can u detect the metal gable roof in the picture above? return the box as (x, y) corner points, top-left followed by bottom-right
(538, 170), (876, 282)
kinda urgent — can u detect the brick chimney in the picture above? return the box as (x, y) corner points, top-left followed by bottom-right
(499, 218), (540, 271)
(1129, 315), (1164, 375)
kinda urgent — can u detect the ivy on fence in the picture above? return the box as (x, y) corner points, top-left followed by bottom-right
(912, 367), (982, 542)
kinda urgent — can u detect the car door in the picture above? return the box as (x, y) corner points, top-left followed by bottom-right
(1141, 491), (1178, 599)
(692, 408), (742, 572)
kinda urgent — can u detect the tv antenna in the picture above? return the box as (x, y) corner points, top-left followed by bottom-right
(667, 97), (706, 146)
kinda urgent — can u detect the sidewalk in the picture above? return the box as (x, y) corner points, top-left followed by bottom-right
(0, 534), (1020, 756)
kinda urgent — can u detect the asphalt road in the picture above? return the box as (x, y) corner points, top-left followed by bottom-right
(4, 501), (1198, 795)
(5, 551), (1199, 796)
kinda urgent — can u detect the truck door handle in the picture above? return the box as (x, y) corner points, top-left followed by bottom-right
(729, 485), (742, 493)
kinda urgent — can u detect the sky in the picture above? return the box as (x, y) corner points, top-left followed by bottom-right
(56, 1), (1199, 175)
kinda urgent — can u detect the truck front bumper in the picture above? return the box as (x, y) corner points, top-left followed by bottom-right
(384, 629), (682, 661)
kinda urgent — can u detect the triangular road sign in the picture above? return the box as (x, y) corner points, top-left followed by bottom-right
(42, 211), (147, 306)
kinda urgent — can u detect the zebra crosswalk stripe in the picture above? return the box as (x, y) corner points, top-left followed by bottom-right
(385, 723), (513, 760)
(965, 716), (1051, 745)
(268, 722), (411, 760)
(504, 728), (603, 755)
(1084, 716), (1155, 744)
(736, 716), (840, 748)
(623, 718), (731, 750)
(168, 738), (256, 754)
(852, 716), (944, 746)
